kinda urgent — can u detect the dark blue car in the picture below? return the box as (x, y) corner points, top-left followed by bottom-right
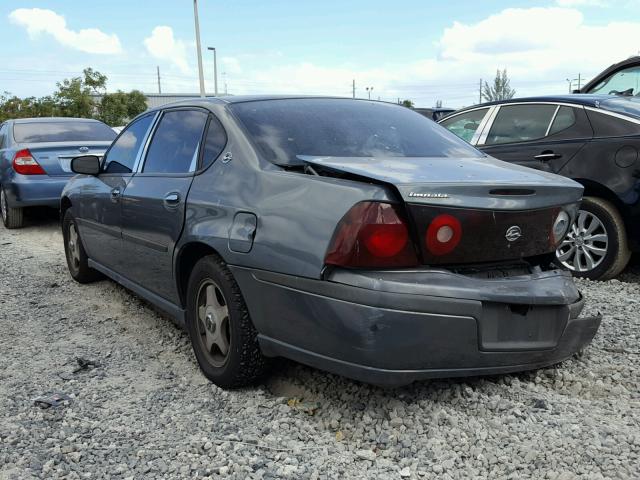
(0, 117), (116, 228)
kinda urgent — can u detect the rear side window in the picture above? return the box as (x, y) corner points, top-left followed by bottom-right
(13, 121), (116, 143)
(143, 110), (208, 174)
(439, 108), (489, 143)
(485, 104), (557, 145)
(104, 114), (154, 174)
(548, 107), (576, 136)
(0, 124), (6, 149)
(201, 115), (227, 169)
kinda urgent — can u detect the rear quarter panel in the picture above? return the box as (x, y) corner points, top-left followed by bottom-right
(178, 108), (394, 279)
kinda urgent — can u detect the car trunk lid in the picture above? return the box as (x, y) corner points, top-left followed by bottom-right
(300, 155), (582, 265)
(19, 141), (112, 176)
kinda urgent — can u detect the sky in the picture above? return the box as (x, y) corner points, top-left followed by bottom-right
(2, 0), (640, 107)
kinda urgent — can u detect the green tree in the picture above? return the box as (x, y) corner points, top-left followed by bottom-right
(401, 99), (414, 108)
(99, 90), (147, 126)
(53, 68), (107, 118)
(482, 69), (516, 102)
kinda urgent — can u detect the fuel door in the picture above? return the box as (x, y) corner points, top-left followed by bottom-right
(229, 212), (257, 253)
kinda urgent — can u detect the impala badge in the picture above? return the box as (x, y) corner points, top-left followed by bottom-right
(78, 146), (89, 153)
(505, 226), (522, 242)
(408, 192), (449, 198)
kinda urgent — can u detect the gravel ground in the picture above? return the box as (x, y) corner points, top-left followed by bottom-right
(1, 210), (639, 480)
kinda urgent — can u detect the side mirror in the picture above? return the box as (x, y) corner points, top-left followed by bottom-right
(71, 155), (101, 175)
(464, 122), (478, 130)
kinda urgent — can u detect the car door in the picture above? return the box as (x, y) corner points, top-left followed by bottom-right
(77, 113), (157, 271)
(438, 107), (492, 144)
(120, 108), (211, 302)
(477, 104), (593, 173)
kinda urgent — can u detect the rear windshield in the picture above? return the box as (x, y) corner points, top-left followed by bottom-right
(13, 121), (117, 143)
(599, 97), (640, 119)
(230, 98), (483, 165)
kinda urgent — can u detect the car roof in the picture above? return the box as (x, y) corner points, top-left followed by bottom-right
(11, 117), (105, 124)
(474, 94), (613, 108)
(148, 95), (382, 112)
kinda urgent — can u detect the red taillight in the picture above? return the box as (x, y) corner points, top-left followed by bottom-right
(325, 202), (419, 268)
(425, 214), (462, 256)
(13, 149), (45, 175)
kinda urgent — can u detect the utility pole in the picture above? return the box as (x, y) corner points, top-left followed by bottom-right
(352, 79), (355, 99)
(479, 78), (483, 104)
(156, 66), (161, 94)
(222, 72), (228, 95)
(207, 47), (218, 96)
(577, 73), (582, 90)
(193, 0), (206, 97)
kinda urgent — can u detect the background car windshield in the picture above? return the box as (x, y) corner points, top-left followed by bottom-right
(13, 121), (116, 143)
(588, 66), (640, 95)
(599, 97), (640, 119)
(230, 99), (483, 165)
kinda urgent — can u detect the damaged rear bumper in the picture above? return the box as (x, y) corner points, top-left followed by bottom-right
(231, 266), (601, 386)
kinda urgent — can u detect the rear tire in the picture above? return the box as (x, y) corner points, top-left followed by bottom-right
(62, 210), (102, 283)
(1, 187), (24, 229)
(556, 196), (630, 280)
(186, 255), (270, 388)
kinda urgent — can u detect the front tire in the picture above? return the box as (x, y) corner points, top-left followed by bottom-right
(1, 187), (24, 229)
(62, 210), (102, 283)
(556, 196), (630, 280)
(186, 255), (269, 388)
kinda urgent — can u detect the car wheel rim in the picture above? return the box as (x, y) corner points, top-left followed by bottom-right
(196, 280), (231, 367)
(67, 223), (81, 269)
(0, 190), (7, 222)
(556, 209), (608, 273)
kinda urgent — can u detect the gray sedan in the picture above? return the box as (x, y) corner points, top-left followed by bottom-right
(60, 96), (601, 388)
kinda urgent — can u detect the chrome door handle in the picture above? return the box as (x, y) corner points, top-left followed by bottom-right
(164, 192), (180, 205)
(110, 187), (121, 199)
(534, 153), (562, 160)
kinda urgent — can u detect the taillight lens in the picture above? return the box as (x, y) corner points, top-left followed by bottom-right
(13, 149), (45, 175)
(325, 202), (419, 268)
(425, 214), (462, 256)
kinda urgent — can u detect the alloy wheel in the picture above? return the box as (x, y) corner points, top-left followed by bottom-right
(556, 210), (608, 272)
(67, 223), (81, 270)
(196, 280), (231, 367)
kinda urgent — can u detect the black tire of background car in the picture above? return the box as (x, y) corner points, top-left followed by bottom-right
(62, 210), (103, 283)
(1, 187), (24, 229)
(577, 196), (630, 281)
(186, 255), (270, 388)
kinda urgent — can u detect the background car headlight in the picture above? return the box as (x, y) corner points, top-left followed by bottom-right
(553, 210), (570, 244)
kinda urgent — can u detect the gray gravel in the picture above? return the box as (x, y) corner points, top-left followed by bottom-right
(1, 213), (639, 479)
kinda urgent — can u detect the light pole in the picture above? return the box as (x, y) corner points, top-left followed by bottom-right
(193, 0), (205, 97)
(366, 87), (373, 100)
(566, 78), (572, 93)
(207, 47), (218, 96)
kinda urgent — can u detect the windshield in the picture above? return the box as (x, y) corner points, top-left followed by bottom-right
(599, 97), (640, 119)
(588, 65), (640, 96)
(230, 98), (483, 165)
(13, 121), (117, 143)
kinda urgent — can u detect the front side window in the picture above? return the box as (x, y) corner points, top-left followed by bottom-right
(143, 110), (208, 174)
(13, 121), (116, 143)
(103, 114), (154, 174)
(230, 98), (483, 165)
(485, 104), (557, 145)
(439, 108), (489, 143)
(588, 66), (640, 96)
